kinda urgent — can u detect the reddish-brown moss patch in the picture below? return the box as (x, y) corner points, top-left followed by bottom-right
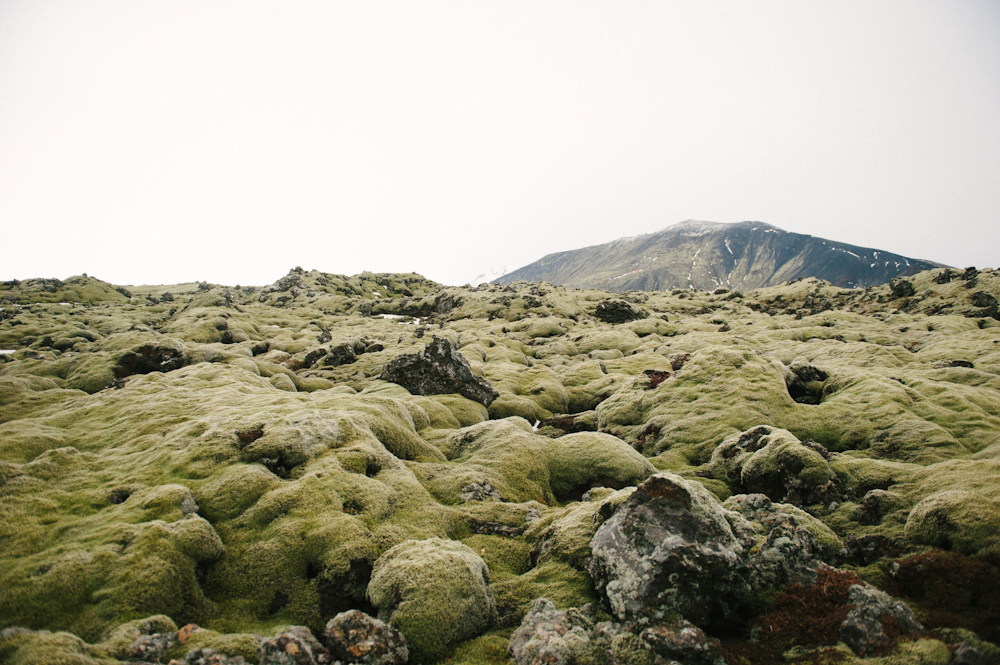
(885, 551), (1000, 643)
(721, 568), (861, 665)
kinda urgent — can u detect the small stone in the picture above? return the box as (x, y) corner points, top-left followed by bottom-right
(839, 584), (923, 656)
(323, 609), (408, 665)
(639, 620), (726, 665)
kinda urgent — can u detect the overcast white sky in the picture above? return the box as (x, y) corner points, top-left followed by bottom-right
(1, 2), (998, 287)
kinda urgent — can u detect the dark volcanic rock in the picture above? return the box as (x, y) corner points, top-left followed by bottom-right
(639, 621), (726, 665)
(593, 299), (646, 324)
(324, 610), (407, 665)
(838, 584), (923, 656)
(889, 277), (916, 299)
(114, 342), (187, 379)
(258, 627), (330, 664)
(587, 473), (753, 629)
(321, 343), (358, 367)
(380, 336), (498, 407)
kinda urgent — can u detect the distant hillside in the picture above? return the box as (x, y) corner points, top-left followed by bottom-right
(496, 220), (944, 291)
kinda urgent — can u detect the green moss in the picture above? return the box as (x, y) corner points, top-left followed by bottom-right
(180, 630), (262, 663)
(444, 630), (512, 665)
(905, 491), (1000, 558)
(368, 538), (496, 663)
(0, 628), (119, 664)
(490, 560), (596, 629)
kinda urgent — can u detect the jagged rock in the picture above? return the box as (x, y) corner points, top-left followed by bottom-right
(588, 473), (753, 629)
(258, 627), (330, 664)
(128, 632), (175, 661)
(324, 610), (408, 665)
(593, 300), (647, 324)
(838, 584), (923, 656)
(460, 481), (502, 502)
(115, 341), (187, 379)
(723, 494), (828, 589)
(538, 412), (598, 435)
(321, 343), (358, 367)
(952, 643), (993, 665)
(971, 290), (998, 309)
(639, 620), (725, 665)
(889, 278), (916, 299)
(841, 534), (897, 567)
(380, 336), (498, 407)
(507, 599), (604, 665)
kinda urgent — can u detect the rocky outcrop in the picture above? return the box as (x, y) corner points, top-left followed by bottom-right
(839, 584), (923, 656)
(507, 599), (725, 665)
(593, 300), (646, 324)
(587, 473), (754, 628)
(324, 610), (407, 665)
(380, 336), (499, 406)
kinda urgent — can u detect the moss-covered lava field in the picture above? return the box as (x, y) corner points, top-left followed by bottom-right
(1, 266), (999, 664)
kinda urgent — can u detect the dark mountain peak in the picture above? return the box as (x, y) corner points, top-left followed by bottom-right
(496, 220), (945, 292)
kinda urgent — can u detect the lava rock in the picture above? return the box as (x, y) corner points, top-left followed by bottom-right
(172, 649), (249, 664)
(321, 343), (357, 367)
(889, 278), (916, 299)
(508, 598), (600, 665)
(258, 627), (330, 665)
(380, 336), (498, 407)
(838, 584), (923, 656)
(723, 494), (828, 589)
(128, 632), (175, 661)
(588, 472), (753, 629)
(114, 341), (187, 379)
(460, 481), (502, 502)
(970, 291), (998, 309)
(639, 620), (726, 665)
(593, 300), (647, 324)
(324, 610), (407, 665)
(784, 360), (828, 405)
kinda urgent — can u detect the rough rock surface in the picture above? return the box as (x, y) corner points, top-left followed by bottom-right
(508, 598), (602, 665)
(324, 610), (407, 665)
(381, 336), (499, 406)
(588, 472), (753, 628)
(258, 627), (331, 664)
(838, 584), (924, 656)
(639, 620), (726, 665)
(593, 300), (647, 324)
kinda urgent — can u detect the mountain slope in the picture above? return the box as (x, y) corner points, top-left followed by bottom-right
(496, 220), (944, 291)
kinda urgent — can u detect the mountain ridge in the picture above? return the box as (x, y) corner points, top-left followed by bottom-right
(496, 220), (945, 292)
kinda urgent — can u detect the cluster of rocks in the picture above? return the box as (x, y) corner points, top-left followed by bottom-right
(508, 471), (993, 664)
(116, 610), (409, 665)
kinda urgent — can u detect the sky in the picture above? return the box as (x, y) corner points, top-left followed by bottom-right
(1, 1), (998, 287)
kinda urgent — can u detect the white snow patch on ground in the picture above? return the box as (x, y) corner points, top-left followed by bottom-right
(725, 238), (733, 254)
(0, 350), (15, 355)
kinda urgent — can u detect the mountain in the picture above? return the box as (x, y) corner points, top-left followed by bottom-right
(495, 220), (944, 291)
